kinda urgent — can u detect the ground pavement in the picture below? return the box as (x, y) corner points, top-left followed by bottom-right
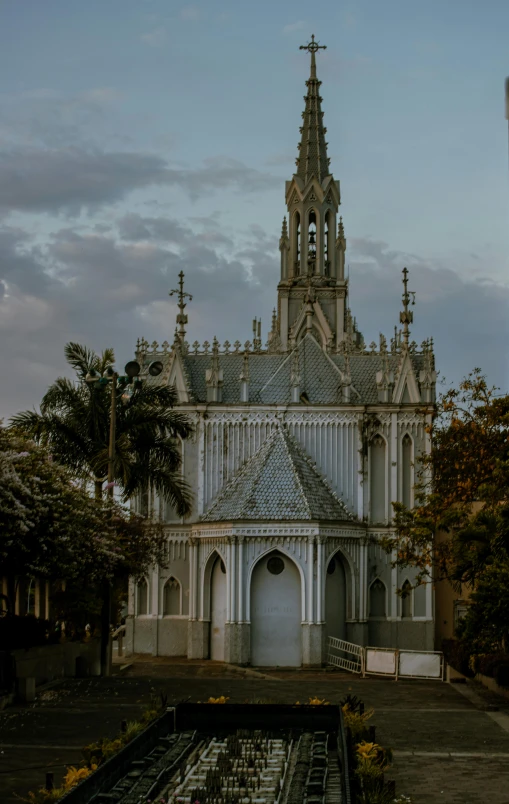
(1, 657), (509, 804)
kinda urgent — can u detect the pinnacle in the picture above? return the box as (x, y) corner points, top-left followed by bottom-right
(296, 42), (330, 185)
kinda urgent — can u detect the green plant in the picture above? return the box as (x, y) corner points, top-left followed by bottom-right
(494, 660), (509, 688)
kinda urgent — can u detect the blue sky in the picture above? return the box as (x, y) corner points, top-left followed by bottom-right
(0, 0), (508, 416)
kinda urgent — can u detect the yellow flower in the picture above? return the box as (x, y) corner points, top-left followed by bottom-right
(206, 696), (229, 704)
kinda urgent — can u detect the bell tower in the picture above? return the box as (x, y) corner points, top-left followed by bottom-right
(278, 36), (348, 352)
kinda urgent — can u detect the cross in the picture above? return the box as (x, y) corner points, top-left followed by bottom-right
(299, 34), (326, 55)
(169, 270), (193, 341)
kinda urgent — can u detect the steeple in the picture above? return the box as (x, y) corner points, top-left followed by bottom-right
(278, 36), (347, 354)
(169, 271), (192, 343)
(296, 35), (330, 185)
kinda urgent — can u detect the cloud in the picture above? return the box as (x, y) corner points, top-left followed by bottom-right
(348, 237), (509, 389)
(0, 149), (280, 216)
(0, 217), (506, 421)
(282, 21), (307, 35)
(180, 6), (200, 21)
(141, 27), (167, 47)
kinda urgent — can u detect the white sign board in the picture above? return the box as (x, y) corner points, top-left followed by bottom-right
(365, 648), (397, 675)
(399, 651), (442, 678)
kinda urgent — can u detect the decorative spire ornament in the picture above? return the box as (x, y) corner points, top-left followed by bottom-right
(169, 270), (193, 342)
(296, 35), (329, 184)
(399, 267), (415, 348)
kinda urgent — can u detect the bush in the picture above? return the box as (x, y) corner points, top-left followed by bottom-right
(442, 638), (474, 678)
(494, 660), (509, 689)
(0, 615), (51, 650)
(470, 653), (506, 678)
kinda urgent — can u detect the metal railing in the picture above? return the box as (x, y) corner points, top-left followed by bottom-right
(111, 624), (126, 657)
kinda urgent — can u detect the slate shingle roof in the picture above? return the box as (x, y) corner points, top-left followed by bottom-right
(201, 426), (354, 523)
(140, 333), (425, 405)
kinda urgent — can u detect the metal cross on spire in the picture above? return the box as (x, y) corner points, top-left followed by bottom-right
(399, 267), (415, 347)
(169, 270), (193, 342)
(299, 34), (326, 78)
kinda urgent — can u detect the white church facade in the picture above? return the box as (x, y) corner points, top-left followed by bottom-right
(125, 38), (437, 667)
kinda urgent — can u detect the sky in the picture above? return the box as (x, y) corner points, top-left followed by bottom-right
(0, 0), (508, 418)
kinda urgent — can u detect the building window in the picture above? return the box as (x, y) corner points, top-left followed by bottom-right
(163, 577), (181, 615)
(267, 556), (285, 575)
(402, 434), (412, 508)
(294, 212), (301, 274)
(137, 579), (148, 615)
(308, 209), (317, 268)
(401, 580), (412, 619)
(369, 578), (386, 618)
(370, 434), (386, 524)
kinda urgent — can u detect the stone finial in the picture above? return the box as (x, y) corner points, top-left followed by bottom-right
(338, 216), (345, 240)
(290, 347), (301, 403)
(379, 333), (387, 354)
(233, 340), (242, 354)
(340, 353), (352, 403)
(399, 267), (415, 348)
(192, 340), (200, 355)
(376, 350), (394, 403)
(281, 216), (288, 240)
(240, 351), (250, 403)
(169, 270), (192, 343)
(205, 337), (223, 402)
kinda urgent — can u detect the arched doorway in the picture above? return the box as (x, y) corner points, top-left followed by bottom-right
(250, 550), (302, 667)
(210, 555), (227, 661)
(325, 553), (346, 643)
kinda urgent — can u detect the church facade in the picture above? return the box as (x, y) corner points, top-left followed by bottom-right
(125, 38), (437, 666)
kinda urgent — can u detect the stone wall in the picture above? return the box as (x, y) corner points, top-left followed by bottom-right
(12, 640), (101, 686)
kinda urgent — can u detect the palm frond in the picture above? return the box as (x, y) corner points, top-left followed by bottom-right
(64, 343), (99, 379)
(96, 348), (115, 375)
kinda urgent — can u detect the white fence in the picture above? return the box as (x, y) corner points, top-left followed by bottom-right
(327, 638), (444, 681)
(327, 637), (365, 674)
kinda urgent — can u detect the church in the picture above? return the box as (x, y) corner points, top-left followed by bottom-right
(125, 37), (437, 667)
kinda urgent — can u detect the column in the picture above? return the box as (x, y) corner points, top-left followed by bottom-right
(307, 537), (314, 623)
(359, 540), (368, 621)
(197, 417), (205, 516)
(316, 537), (324, 622)
(230, 537), (237, 623)
(226, 538), (232, 622)
(238, 536), (244, 621)
(391, 548), (399, 620)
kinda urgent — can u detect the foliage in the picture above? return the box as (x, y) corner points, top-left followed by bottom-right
(21, 764), (97, 803)
(379, 371), (509, 655)
(294, 696), (330, 705)
(342, 703), (375, 738)
(10, 342), (193, 513)
(0, 425), (168, 621)
(0, 615), (54, 650)
(83, 694), (168, 768)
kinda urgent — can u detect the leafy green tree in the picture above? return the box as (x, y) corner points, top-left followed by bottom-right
(10, 342), (193, 513)
(381, 371), (509, 653)
(0, 426), (167, 617)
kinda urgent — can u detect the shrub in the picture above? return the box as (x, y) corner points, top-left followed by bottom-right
(0, 615), (51, 650)
(442, 638), (474, 677)
(470, 653), (506, 677)
(494, 660), (509, 689)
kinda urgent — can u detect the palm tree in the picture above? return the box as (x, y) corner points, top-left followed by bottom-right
(10, 343), (193, 516)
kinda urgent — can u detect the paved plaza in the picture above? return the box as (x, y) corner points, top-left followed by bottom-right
(1, 659), (509, 803)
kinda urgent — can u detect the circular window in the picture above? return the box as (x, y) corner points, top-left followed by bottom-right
(220, 560), (226, 574)
(267, 556), (284, 575)
(327, 558), (336, 574)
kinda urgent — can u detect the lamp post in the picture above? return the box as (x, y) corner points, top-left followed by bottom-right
(86, 358), (163, 675)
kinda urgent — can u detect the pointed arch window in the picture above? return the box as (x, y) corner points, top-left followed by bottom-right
(401, 580), (412, 618)
(324, 211), (331, 276)
(294, 212), (301, 275)
(137, 578), (148, 615)
(163, 576), (181, 615)
(308, 209), (317, 268)
(370, 434), (386, 524)
(402, 434), (412, 509)
(369, 578), (386, 618)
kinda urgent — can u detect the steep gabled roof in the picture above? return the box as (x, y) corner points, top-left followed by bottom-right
(201, 426), (354, 523)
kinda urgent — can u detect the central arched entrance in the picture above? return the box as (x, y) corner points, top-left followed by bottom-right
(250, 550), (302, 667)
(210, 555), (227, 661)
(325, 552), (347, 643)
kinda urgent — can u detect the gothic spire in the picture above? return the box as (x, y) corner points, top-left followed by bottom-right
(169, 271), (192, 342)
(399, 267), (415, 348)
(296, 35), (330, 185)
